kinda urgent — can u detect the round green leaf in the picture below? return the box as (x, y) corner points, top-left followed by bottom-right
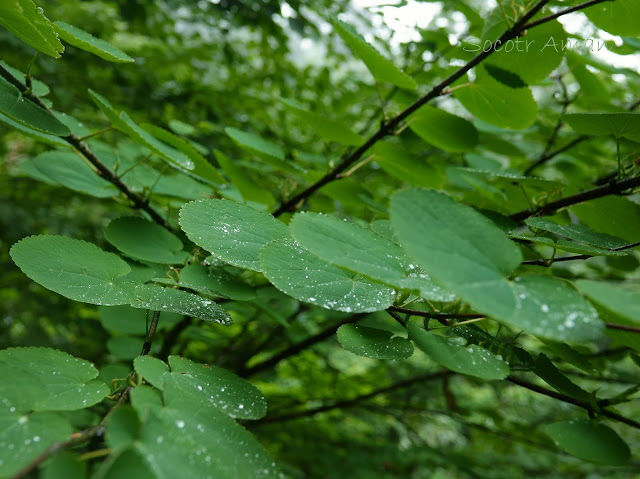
(329, 15), (416, 90)
(133, 399), (283, 479)
(10, 235), (137, 305)
(105, 216), (187, 264)
(0, 347), (109, 411)
(0, 411), (72, 478)
(30, 150), (118, 198)
(179, 199), (289, 271)
(545, 419), (630, 465)
(179, 264), (256, 301)
(54, 22), (134, 63)
(134, 356), (170, 390)
(0, 0), (64, 58)
(585, 0), (640, 37)
(130, 285), (231, 324)
(575, 280), (640, 324)
(105, 406), (140, 452)
(0, 77), (70, 136)
(562, 113), (640, 142)
(524, 217), (627, 249)
(164, 356), (267, 420)
(290, 212), (454, 302)
(337, 324), (413, 360)
(260, 239), (394, 313)
(455, 68), (537, 130)
(407, 322), (509, 380)
(409, 106), (478, 152)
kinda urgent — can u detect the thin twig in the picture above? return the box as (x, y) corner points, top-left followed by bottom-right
(388, 306), (484, 321)
(510, 175), (640, 222)
(605, 323), (640, 334)
(140, 310), (161, 356)
(521, 240), (640, 266)
(522, 0), (614, 30)
(0, 64), (171, 230)
(272, 0), (553, 216)
(240, 313), (366, 377)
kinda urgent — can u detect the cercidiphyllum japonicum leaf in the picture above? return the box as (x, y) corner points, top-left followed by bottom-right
(508, 234), (629, 257)
(133, 356), (170, 390)
(524, 217), (628, 249)
(53, 21), (134, 63)
(0, 409), (72, 478)
(259, 239), (394, 313)
(141, 124), (225, 185)
(39, 451), (87, 479)
(10, 235), (138, 305)
(408, 105), (478, 153)
(534, 354), (593, 402)
(225, 127), (302, 173)
(454, 66), (537, 130)
(105, 406), (140, 452)
(0, 348), (109, 411)
(87, 89), (194, 171)
(163, 356), (267, 420)
(0, 61), (51, 98)
(481, 3), (565, 86)
(407, 322), (509, 380)
(104, 216), (188, 264)
(28, 150), (118, 198)
(125, 396), (284, 479)
(0, 77), (70, 136)
(391, 189), (604, 341)
(575, 280), (640, 324)
(336, 324), (413, 360)
(571, 196), (640, 244)
(178, 264), (256, 301)
(545, 419), (631, 466)
(585, 0), (640, 37)
(129, 285), (232, 324)
(214, 150), (276, 207)
(280, 98), (364, 146)
(179, 198), (289, 272)
(329, 15), (416, 90)
(289, 212), (455, 302)
(0, 0), (64, 58)
(561, 113), (640, 142)
(373, 142), (445, 190)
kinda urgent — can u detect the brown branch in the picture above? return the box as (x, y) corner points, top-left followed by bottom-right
(510, 175), (640, 222)
(522, 0), (614, 30)
(605, 323), (640, 334)
(0, 64), (171, 230)
(254, 371), (450, 425)
(239, 313), (367, 377)
(521, 240), (640, 266)
(140, 310), (161, 356)
(272, 0), (552, 216)
(388, 306), (484, 321)
(507, 376), (640, 430)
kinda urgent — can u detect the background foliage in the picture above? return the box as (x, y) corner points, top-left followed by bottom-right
(2, 0), (640, 477)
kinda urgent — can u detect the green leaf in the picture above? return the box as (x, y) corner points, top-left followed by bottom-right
(53, 21), (134, 63)
(105, 406), (140, 451)
(407, 322), (509, 380)
(0, 411), (72, 478)
(179, 264), (256, 301)
(409, 106), (478, 152)
(214, 150), (275, 207)
(132, 397), (283, 478)
(179, 199), (289, 271)
(585, 0), (640, 37)
(336, 324), (413, 360)
(164, 356), (267, 419)
(40, 452), (87, 479)
(575, 280), (640, 324)
(260, 238), (394, 313)
(534, 354), (593, 402)
(524, 217), (627, 249)
(99, 305), (181, 336)
(30, 150), (118, 198)
(10, 235), (137, 305)
(134, 356), (169, 390)
(482, 8), (565, 85)
(87, 89), (128, 130)
(289, 212), (455, 302)
(0, 347), (108, 411)
(281, 98), (363, 146)
(130, 285), (232, 324)
(455, 67), (537, 130)
(105, 217), (187, 264)
(509, 234), (628, 257)
(373, 142), (445, 189)
(545, 419), (630, 465)
(562, 113), (640, 141)
(0, 110), (68, 146)
(391, 190), (603, 341)
(572, 196), (640, 244)
(0, 77), (70, 136)
(225, 127), (284, 161)
(142, 124), (225, 184)
(93, 448), (157, 479)
(0, 0), (64, 58)
(329, 15), (416, 89)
